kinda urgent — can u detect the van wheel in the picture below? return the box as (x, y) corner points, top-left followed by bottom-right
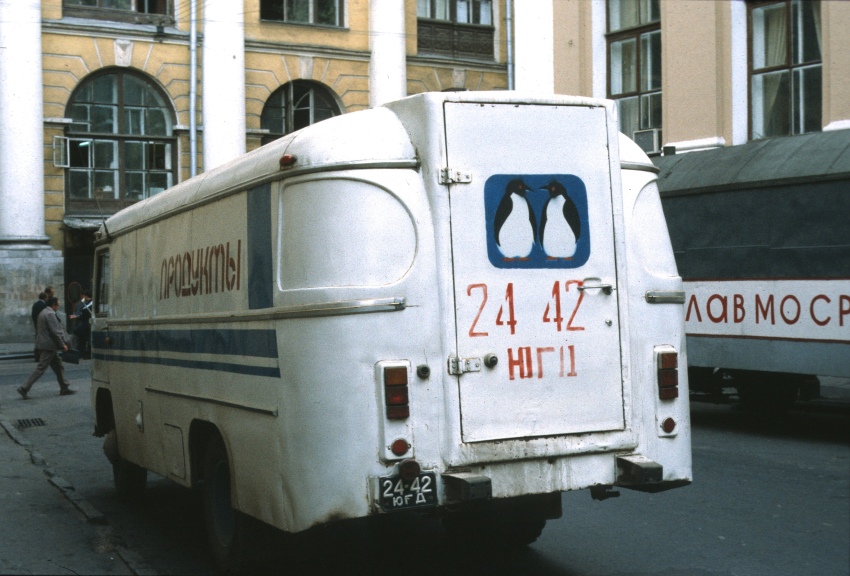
(108, 431), (147, 501)
(203, 434), (252, 575)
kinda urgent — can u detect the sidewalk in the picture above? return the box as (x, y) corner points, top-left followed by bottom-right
(0, 359), (144, 575)
(0, 416), (133, 574)
(0, 342), (34, 361)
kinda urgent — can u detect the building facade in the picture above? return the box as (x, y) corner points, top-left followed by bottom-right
(0, 0), (511, 344)
(515, 0), (850, 151)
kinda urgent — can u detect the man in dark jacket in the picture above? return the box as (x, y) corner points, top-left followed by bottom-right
(18, 296), (76, 399)
(30, 286), (54, 326)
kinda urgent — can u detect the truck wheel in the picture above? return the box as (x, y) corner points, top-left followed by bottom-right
(202, 434), (252, 575)
(107, 431), (147, 501)
(737, 375), (797, 416)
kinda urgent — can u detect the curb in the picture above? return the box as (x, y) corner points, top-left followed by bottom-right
(0, 414), (157, 576)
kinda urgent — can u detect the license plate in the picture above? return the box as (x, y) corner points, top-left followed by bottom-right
(379, 472), (437, 511)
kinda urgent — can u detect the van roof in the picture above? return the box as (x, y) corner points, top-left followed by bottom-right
(100, 91), (614, 239)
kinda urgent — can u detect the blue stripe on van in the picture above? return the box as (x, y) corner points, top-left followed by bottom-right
(91, 328), (280, 378)
(248, 183), (274, 310)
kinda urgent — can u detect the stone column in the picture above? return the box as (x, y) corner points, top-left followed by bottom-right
(0, 0), (47, 244)
(514, 0), (555, 93)
(202, 1), (246, 171)
(0, 0), (64, 346)
(369, 0), (407, 107)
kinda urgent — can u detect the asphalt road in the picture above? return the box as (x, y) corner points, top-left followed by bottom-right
(0, 359), (847, 576)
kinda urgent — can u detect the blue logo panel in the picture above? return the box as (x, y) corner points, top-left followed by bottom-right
(485, 174), (590, 269)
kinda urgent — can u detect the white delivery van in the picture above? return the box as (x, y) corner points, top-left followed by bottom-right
(90, 92), (691, 573)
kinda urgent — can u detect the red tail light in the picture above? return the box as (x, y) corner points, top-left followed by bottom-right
(384, 366), (409, 420)
(657, 350), (679, 400)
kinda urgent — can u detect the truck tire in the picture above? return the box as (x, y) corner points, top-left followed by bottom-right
(736, 374), (798, 416)
(202, 433), (253, 575)
(107, 431), (147, 502)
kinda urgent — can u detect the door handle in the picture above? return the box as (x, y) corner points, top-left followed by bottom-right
(578, 280), (613, 295)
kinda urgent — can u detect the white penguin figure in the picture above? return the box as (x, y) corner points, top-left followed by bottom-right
(540, 180), (581, 259)
(494, 179), (537, 260)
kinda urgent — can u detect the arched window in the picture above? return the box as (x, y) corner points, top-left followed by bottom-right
(65, 70), (176, 210)
(261, 80), (341, 144)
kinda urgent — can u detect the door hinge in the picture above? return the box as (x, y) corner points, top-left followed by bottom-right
(448, 356), (482, 375)
(439, 168), (472, 185)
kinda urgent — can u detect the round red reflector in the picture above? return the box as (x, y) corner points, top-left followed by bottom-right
(391, 438), (409, 457)
(399, 458), (420, 480)
(661, 418), (676, 433)
(279, 154), (297, 169)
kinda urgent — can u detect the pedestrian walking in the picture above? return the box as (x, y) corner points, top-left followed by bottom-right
(18, 296), (76, 399)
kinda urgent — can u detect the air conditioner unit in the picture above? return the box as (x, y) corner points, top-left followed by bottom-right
(633, 128), (662, 156)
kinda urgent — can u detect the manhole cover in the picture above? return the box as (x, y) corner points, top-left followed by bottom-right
(16, 418), (46, 429)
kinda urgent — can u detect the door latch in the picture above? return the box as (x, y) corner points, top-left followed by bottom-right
(448, 356), (482, 375)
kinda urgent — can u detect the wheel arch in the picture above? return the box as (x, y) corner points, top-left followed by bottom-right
(94, 387), (115, 437)
(189, 419), (224, 488)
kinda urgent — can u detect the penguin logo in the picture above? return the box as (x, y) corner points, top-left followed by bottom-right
(539, 180), (581, 260)
(484, 174), (590, 269)
(493, 179), (537, 261)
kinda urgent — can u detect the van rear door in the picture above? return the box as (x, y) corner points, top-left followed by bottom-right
(444, 101), (625, 444)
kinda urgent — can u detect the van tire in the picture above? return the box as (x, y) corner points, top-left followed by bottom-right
(202, 434), (252, 575)
(109, 431), (147, 501)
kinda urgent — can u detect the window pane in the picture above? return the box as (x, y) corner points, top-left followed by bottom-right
(752, 3), (787, 69)
(69, 140), (92, 168)
(609, 0), (640, 32)
(147, 172), (170, 197)
(124, 108), (143, 135)
(94, 171), (118, 199)
(641, 30), (661, 91)
(124, 77), (145, 106)
(752, 70), (790, 138)
(792, 0), (821, 64)
(261, 0), (284, 20)
(146, 109), (168, 135)
(457, 0), (470, 23)
(316, 0), (339, 25)
(793, 65), (822, 134)
(69, 170), (91, 198)
(417, 0), (429, 18)
(149, 142), (170, 169)
(92, 105), (117, 133)
(137, 0), (168, 14)
(92, 75), (117, 103)
(616, 96), (639, 138)
(644, 0), (660, 23)
(125, 141), (144, 169)
(70, 105), (91, 132)
(476, 0), (492, 25)
(286, 0), (309, 22)
(66, 0), (98, 5)
(434, 0), (449, 20)
(93, 141), (116, 168)
(640, 92), (661, 130)
(102, 0), (132, 9)
(125, 172), (145, 201)
(610, 38), (637, 95)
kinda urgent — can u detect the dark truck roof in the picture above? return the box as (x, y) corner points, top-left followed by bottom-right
(652, 130), (850, 279)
